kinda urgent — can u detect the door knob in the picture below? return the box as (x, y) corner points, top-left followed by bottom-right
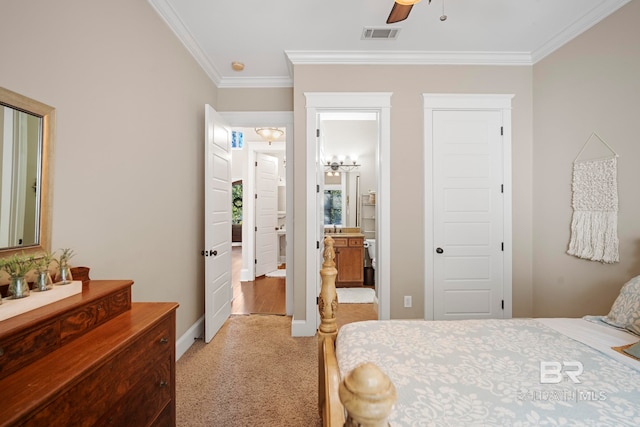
(436, 247), (444, 254)
(212, 250), (218, 256)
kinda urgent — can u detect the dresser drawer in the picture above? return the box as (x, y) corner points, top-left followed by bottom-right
(331, 237), (348, 247)
(97, 355), (172, 426)
(0, 321), (59, 380)
(60, 288), (131, 344)
(24, 315), (173, 426)
(348, 237), (364, 247)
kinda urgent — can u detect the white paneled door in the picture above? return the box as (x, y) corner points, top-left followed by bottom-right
(432, 109), (505, 320)
(254, 153), (278, 277)
(204, 104), (232, 343)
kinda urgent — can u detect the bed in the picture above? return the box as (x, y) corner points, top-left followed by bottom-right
(318, 236), (640, 426)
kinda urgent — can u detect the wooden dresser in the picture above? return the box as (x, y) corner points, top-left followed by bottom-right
(0, 280), (179, 426)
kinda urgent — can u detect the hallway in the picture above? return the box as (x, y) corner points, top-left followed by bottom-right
(231, 246), (285, 315)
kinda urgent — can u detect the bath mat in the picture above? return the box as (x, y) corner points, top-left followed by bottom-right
(265, 269), (286, 278)
(336, 288), (376, 304)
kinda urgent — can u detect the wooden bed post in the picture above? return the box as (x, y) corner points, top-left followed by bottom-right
(318, 236), (338, 338)
(318, 236), (343, 425)
(340, 362), (397, 427)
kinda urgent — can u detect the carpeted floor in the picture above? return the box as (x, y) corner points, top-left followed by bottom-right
(176, 314), (321, 426)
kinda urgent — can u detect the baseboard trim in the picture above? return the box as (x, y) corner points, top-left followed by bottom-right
(291, 315), (316, 337)
(176, 315), (204, 361)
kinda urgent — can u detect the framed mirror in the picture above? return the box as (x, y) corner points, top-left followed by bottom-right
(0, 87), (55, 257)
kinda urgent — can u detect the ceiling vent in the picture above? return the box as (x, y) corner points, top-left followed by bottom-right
(362, 27), (400, 40)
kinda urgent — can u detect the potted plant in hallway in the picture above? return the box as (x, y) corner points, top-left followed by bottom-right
(0, 252), (36, 299)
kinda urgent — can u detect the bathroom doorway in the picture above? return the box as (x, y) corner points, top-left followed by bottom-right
(304, 92), (392, 333)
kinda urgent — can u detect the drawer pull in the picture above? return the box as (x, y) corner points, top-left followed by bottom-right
(159, 337), (169, 344)
(159, 380), (168, 388)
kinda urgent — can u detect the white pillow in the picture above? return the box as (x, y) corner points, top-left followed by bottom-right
(603, 275), (640, 335)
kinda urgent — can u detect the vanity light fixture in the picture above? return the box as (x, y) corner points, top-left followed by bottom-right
(325, 156), (361, 176)
(255, 127), (284, 145)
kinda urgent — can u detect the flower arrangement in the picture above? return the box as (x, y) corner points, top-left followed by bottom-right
(34, 251), (54, 273)
(54, 248), (75, 285)
(55, 248), (75, 268)
(0, 252), (36, 278)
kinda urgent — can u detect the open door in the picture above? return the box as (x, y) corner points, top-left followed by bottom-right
(204, 104), (232, 343)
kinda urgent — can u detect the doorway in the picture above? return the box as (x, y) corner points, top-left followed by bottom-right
(304, 92), (392, 335)
(221, 111), (293, 316)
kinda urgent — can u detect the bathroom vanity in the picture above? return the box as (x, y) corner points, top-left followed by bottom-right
(329, 233), (364, 287)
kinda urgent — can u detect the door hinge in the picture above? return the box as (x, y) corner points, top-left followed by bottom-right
(255, 226), (258, 232)
(255, 161), (258, 167)
(501, 242), (504, 251)
(501, 184), (504, 193)
(501, 300), (504, 310)
(316, 129), (320, 138)
(500, 126), (503, 136)
(317, 241), (320, 249)
(254, 259), (257, 264)
(316, 297), (319, 305)
(255, 193), (258, 199)
(317, 184), (320, 193)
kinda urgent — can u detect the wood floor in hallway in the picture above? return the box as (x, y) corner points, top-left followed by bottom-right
(230, 245), (377, 325)
(231, 246), (285, 315)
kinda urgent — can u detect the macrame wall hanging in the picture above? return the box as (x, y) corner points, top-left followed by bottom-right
(567, 132), (619, 263)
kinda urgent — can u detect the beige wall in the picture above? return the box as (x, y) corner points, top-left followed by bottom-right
(217, 87), (293, 111)
(293, 65), (534, 319)
(532, 1), (640, 317)
(0, 0), (218, 337)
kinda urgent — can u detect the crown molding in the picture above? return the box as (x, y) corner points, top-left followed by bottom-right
(285, 50), (533, 67)
(150, 0), (631, 89)
(531, 0), (631, 63)
(217, 76), (293, 89)
(147, 0), (222, 86)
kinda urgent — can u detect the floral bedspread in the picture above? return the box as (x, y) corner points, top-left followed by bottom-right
(336, 319), (640, 426)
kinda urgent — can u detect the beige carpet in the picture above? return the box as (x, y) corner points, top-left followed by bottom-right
(176, 314), (321, 426)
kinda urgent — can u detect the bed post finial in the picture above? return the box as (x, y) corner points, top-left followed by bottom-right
(318, 235), (338, 336)
(339, 362), (397, 427)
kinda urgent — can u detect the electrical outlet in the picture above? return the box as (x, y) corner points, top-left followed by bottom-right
(404, 295), (412, 308)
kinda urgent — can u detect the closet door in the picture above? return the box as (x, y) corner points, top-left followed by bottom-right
(424, 94), (513, 321)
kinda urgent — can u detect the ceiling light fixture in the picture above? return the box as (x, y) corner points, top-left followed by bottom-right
(255, 127), (284, 145)
(395, 0), (421, 5)
(231, 61), (245, 71)
(440, 0), (447, 21)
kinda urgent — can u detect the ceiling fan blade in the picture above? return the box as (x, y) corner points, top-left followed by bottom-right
(386, 3), (413, 24)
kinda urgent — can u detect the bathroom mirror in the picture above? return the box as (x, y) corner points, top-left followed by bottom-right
(323, 170), (360, 228)
(0, 87), (54, 257)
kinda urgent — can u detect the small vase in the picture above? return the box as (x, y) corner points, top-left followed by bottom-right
(34, 270), (53, 291)
(9, 276), (30, 299)
(56, 265), (73, 285)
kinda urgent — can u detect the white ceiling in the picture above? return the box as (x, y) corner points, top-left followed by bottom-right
(149, 0), (630, 89)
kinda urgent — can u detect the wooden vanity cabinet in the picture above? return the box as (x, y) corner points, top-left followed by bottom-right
(0, 280), (178, 427)
(333, 236), (364, 287)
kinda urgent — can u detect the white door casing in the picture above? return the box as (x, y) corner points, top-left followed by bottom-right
(204, 104), (232, 343)
(302, 92), (392, 337)
(424, 94), (513, 321)
(255, 153), (278, 276)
